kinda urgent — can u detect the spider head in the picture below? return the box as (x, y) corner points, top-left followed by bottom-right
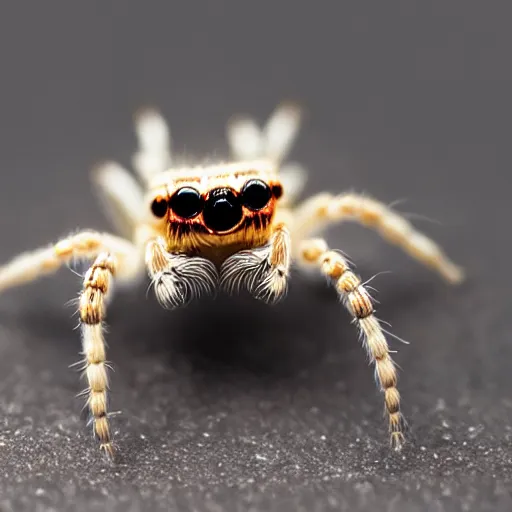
(146, 160), (283, 258)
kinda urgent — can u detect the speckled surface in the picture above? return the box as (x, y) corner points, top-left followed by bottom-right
(0, 2), (511, 511)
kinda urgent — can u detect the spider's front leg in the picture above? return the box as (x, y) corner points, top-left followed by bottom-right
(300, 238), (406, 450)
(145, 237), (219, 309)
(0, 231), (144, 459)
(220, 223), (291, 303)
(79, 252), (118, 459)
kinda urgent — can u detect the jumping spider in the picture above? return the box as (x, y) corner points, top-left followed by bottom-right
(0, 102), (464, 459)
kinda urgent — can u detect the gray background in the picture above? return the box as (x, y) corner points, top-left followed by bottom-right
(0, 2), (510, 511)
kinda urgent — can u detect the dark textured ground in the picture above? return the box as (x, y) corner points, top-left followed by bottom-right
(0, 3), (511, 511)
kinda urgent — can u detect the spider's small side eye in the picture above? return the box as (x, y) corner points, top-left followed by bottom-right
(151, 197), (169, 218)
(169, 187), (204, 219)
(272, 184), (283, 199)
(241, 179), (272, 211)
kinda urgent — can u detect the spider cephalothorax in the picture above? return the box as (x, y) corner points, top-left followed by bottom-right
(147, 161), (283, 262)
(0, 101), (464, 460)
(143, 161), (289, 310)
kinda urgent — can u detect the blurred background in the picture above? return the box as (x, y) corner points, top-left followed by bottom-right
(0, 3), (510, 511)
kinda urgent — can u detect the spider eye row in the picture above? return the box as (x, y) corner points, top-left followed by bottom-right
(151, 180), (282, 220)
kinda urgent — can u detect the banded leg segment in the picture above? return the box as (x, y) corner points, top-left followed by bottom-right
(293, 193), (464, 284)
(0, 231), (140, 293)
(79, 253), (116, 458)
(300, 238), (406, 450)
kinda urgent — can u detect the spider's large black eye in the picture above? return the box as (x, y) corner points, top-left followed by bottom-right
(241, 179), (272, 211)
(203, 188), (243, 232)
(169, 187), (204, 219)
(151, 197), (169, 218)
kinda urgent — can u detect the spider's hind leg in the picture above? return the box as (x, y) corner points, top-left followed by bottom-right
(227, 102), (302, 163)
(91, 162), (145, 241)
(293, 192), (464, 284)
(299, 237), (407, 450)
(132, 107), (172, 183)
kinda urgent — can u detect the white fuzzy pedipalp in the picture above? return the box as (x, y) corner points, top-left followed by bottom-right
(220, 244), (288, 304)
(151, 253), (219, 309)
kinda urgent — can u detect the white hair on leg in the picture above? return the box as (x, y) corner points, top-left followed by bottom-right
(78, 252), (117, 459)
(132, 107), (172, 182)
(91, 161), (145, 239)
(226, 116), (264, 161)
(279, 162), (308, 206)
(0, 230), (141, 294)
(293, 192), (464, 284)
(299, 239), (407, 450)
(262, 102), (302, 163)
(226, 101), (302, 164)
